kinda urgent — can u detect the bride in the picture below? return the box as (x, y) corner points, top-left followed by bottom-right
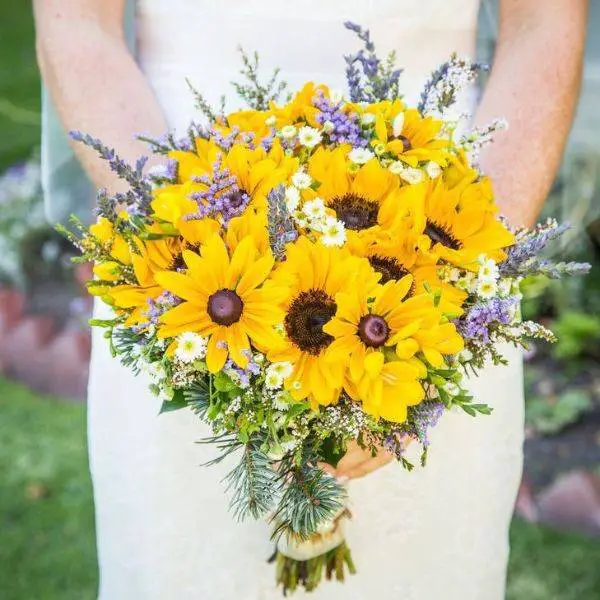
(34, 1), (587, 598)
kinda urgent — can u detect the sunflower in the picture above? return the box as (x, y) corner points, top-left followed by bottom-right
(306, 146), (404, 242)
(267, 237), (365, 407)
(382, 108), (450, 167)
(347, 230), (467, 317)
(409, 181), (515, 270)
(155, 234), (284, 372)
(107, 232), (184, 325)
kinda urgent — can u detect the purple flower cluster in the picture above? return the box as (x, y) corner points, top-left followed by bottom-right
(187, 156), (251, 223)
(410, 401), (445, 447)
(343, 22), (403, 103)
(457, 296), (519, 343)
(143, 292), (182, 326)
(313, 93), (367, 148)
(225, 354), (262, 387)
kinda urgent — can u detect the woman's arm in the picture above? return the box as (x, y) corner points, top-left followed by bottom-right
(34, 0), (168, 193)
(475, 0), (588, 227)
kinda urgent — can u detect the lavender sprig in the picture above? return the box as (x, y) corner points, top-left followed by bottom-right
(500, 219), (591, 279)
(313, 92), (368, 148)
(344, 22), (403, 103)
(266, 186), (298, 259)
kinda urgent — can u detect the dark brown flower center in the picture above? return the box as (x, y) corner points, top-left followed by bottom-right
(398, 135), (412, 152)
(358, 314), (390, 348)
(425, 220), (462, 250)
(329, 193), (379, 231)
(207, 289), (244, 326)
(368, 255), (414, 295)
(171, 253), (186, 272)
(284, 289), (336, 355)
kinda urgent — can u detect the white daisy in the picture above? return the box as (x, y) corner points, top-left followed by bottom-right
(348, 147), (375, 165)
(323, 120), (335, 133)
(388, 160), (405, 175)
(280, 125), (297, 140)
(267, 361), (294, 380)
(361, 113), (376, 125)
(297, 126), (322, 149)
(399, 166), (424, 185)
(302, 198), (327, 220)
(265, 115), (277, 127)
(284, 186), (301, 212)
(425, 161), (442, 179)
(476, 279), (498, 299)
(175, 332), (207, 363)
(478, 259), (499, 282)
(265, 371), (284, 389)
(291, 170), (312, 189)
(320, 217), (347, 247)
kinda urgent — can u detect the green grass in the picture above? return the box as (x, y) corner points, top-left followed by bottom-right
(1, 376), (599, 600)
(0, 1), (40, 172)
(0, 378), (97, 600)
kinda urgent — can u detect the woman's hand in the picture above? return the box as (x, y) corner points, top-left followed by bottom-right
(320, 441), (398, 482)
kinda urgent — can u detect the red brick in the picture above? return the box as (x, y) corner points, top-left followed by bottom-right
(0, 287), (26, 333)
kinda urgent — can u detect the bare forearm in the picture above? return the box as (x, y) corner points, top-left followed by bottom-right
(475, 1), (587, 227)
(35, 7), (167, 193)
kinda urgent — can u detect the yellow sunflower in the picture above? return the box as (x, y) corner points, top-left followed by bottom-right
(155, 234), (284, 372)
(107, 232), (184, 325)
(267, 237), (365, 408)
(371, 107), (451, 168)
(409, 181), (515, 270)
(306, 146), (404, 242)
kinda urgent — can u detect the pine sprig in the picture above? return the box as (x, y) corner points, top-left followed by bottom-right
(272, 456), (346, 540)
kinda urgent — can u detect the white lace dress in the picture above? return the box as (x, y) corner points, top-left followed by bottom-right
(87, 1), (525, 598)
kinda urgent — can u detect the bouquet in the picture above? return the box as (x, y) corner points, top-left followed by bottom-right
(62, 22), (589, 594)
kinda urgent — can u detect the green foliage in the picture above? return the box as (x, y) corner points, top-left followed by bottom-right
(551, 311), (600, 361)
(526, 388), (592, 435)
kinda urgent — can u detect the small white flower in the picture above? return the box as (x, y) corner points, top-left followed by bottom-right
(498, 279), (512, 297)
(292, 380), (302, 390)
(399, 166), (424, 185)
(265, 371), (284, 389)
(175, 332), (207, 363)
(444, 382), (460, 396)
(320, 217), (347, 247)
(272, 393), (290, 411)
(476, 279), (498, 299)
(265, 115), (277, 127)
(388, 160), (405, 175)
(449, 268), (461, 282)
(323, 120), (335, 133)
(392, 113), (405, 137)
(330, 89), (345, 104)
(478, 259), (499, 282)
(284, 186), (301, 212)
(425, 161), (442, 179)
(361, 113), (376, 125)
(302, 198), (326, 220)
(298, 126), (322, 149)
(348, 148), (375, 165)
(268, 361), (294, 379)
(280, 125), (297, 139)
(458, 349), (474, 362)
(291, 170), (312, 189)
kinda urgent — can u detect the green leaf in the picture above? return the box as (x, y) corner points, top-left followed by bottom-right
(319, 434), (346, 468)
(159, 389), (188, 414)
(214, 372), (237, 393)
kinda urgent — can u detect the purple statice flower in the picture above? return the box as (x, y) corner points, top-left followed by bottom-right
(186, 155), (250, 224)
(456, 296), (520, 344)
(142, 292), (182, 326)
(410, 401), (445, 447)
(313, 92), (368, 148)
(211, 126), (245, 152)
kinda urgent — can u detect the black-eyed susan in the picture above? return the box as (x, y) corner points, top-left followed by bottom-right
(410, 181), (515, 270)
(155, 234), (284, 372)
(267, 237), (364, 408)
(306, 146), (405, 243)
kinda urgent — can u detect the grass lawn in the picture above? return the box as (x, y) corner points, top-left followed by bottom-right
(0, 1), (40, 172)
(1, 377), (599, 600)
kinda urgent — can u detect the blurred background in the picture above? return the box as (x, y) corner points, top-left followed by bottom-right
(1, 3), (599, 599)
